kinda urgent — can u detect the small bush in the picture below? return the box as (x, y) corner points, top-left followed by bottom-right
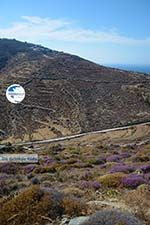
(91, 181), (101, 190)
(33, 164), (58, 174)
(78, 180), (92, 189)
(63, 158), (78, 164)
(78, 180), (101, 190)
(0, 180), (10, 196)
(81, 209), (144, 225)
(109, 164), (135, 174)
(23, 164), (36, 174)
(86, 157), (105, 165)
(122, 174), (146, 188)
(120, 152), (131, 159)
(0, 174), (8, 180)
(42, 156), (55, 165)
(106, 154), (122, 162)
(63, 187), (85, 198)
(97, 155), (107, 164)
(31, 177), (40, 185)
(144, 173), (150, 184)
(97, 173), (126, 188)
(139, 165), (150, 173)
(0, 185), (87, 225)
(62, 196), (87, 216)
(51, 144), (65, 153)
(80, 171), (93, 180)
(132, 154), (149, 162)
(0, 163), (20, 174)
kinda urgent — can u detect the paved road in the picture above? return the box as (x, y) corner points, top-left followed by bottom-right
(9, 121), (150, 146)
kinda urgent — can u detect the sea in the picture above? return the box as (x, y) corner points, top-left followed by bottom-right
(105, 64), (150, 74)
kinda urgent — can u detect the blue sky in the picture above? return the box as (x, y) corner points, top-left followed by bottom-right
(0, 0), (149, 65)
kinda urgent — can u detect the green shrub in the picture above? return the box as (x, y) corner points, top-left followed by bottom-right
(33, 164), (59, 174)
(62, 195), (87, 216)
(0, 185), (87, 225)
(97, 173), (126, 188)
(63, 187), (85, 198)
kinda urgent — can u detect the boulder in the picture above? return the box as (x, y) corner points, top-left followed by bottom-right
(68, 216), (89, 225)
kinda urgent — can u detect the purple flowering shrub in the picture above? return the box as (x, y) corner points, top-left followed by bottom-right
(109, 164), (135, 174)
(144, 173), (150, 184)
(106, 154), (122, 162)
(91, 181), (101, 190)
(139, 164), (150, 173)
(122, 174), (146, 188)
(119, 152), (131, 159)
(0, 174), (8, 180)
(23, 164), (37, 174)
(41, 156), (55, 166)
(78, 180), (90, 189)
(81, 209), (144, 225)
(78, 180), (101, 190)
(0, 163), (20, 174)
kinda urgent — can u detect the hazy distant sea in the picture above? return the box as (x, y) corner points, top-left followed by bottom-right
(106, 64), (150, 74)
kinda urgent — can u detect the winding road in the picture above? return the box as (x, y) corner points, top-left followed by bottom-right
(7, 121), (150, 147)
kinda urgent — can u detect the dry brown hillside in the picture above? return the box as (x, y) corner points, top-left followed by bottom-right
(0, 38), (150, 142)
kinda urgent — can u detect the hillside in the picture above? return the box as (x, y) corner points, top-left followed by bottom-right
(0, 123), (150, 225)
(0, 38), (150, 142)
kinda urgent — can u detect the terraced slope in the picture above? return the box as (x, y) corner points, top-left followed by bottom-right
(0, 38), (150, 141)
